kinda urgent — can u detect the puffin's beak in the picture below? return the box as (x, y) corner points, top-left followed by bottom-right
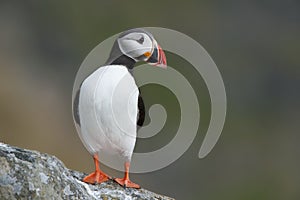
(156, 44), (167, 68)
(146, 42), (167, 68)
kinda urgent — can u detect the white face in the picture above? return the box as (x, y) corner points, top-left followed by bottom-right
(117, 32), (153, 61)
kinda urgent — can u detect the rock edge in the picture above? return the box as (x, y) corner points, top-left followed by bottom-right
(0, 142), (174, 200)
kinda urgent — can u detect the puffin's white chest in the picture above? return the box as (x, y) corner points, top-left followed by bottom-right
(78, 65), (139, 160)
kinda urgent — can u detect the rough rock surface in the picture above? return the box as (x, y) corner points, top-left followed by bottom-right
(0, 142), (174, 200)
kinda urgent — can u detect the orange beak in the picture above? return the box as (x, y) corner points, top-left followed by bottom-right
(146, 42), (167, 68)
(155, 44), (167, 68)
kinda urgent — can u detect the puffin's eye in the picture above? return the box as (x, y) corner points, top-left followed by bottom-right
(137, 36), (144, 44)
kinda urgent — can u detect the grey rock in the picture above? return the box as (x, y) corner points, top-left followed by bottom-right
(0, 142), (174, 200)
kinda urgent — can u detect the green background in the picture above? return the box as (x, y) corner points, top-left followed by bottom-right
(0, 1), (299, 199)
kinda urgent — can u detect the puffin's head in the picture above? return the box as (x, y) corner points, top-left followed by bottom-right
(108, 28), (167, 68)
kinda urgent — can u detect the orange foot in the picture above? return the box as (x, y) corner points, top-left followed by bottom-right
(115, 177), (140, 189)
(83, 170), (110, 184)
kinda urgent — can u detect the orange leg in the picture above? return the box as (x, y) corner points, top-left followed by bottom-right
(83, 154), (110, 184)
(114, 162), (140, 189)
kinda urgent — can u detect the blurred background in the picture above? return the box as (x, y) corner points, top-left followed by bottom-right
(0, 1), (299, 199)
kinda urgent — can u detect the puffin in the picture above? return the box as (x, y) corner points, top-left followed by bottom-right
(73, 28), (167, 188)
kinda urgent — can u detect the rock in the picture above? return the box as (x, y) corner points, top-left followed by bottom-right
(0, 142), (174, 200)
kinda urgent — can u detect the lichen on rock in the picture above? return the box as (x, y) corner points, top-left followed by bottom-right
(0, 142), (174, 200)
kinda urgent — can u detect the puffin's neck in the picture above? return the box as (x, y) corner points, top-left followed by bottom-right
(105, 41), (137, 75)
(107, 54), (136, 72)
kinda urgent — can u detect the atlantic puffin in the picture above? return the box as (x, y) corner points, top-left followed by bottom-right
(73, 28), (167, 188)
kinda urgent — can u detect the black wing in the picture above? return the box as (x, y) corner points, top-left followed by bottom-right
(73, 88), (81, 126)
(74, 85), (145, 127)
(137, 93), (145, 127)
